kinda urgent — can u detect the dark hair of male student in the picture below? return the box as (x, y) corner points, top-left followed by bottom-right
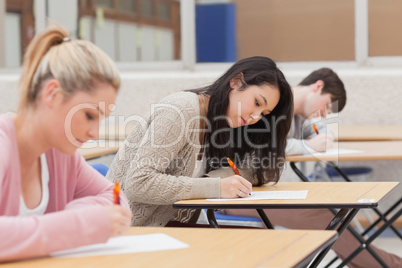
(188, 56), (293, 186)
(298, 67), (346, 112)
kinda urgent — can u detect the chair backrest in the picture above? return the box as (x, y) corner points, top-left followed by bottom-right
(90, 163), (109, 177)
(197, 209), (265, 228)
(308, 162), (372, 182)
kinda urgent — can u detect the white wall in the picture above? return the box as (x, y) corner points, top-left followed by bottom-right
(2, 68), (402, 123)
(93, 68), (402, 126)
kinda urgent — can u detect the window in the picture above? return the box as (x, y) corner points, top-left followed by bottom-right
(79, 0), (180, 61)
(1, 0), (34, 67)
(0, 0), (181, 68)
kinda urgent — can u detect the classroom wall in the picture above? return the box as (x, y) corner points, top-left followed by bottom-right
(231, 0), (402, 61)
(368, 0), (402, 57)
(0, 68), (401, 209)
(112, 69), (402, 126)
(2, 68), (402, 127)
(232, 0), (355, 62)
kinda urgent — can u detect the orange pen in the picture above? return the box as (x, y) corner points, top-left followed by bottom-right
(227, 157), (240, 175)
(113, 182), (120, 205)
(227, 157), (251, 196)
(313, 124), (319, 135)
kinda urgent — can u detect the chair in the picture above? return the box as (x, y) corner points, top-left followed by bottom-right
(308, 162), (374, 233)
(90, 163), (109, 176)
(197, 209), (265, 228)
(308, 162), (372, 182)
(306, 162), (402, 267)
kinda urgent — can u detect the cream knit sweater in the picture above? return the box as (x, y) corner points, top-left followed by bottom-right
(107, 92), (221, 226)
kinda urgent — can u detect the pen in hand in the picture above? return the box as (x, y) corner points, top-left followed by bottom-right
(226, 157), (240, 175)
(227, 157), (251, 196)
(313, 124), (319, 135)
(113, 182), (120, 205)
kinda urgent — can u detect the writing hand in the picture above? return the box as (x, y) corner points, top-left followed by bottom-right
(104, 205), (132, 237)
(306, 133), (334, 152)
(220, 175), (252, 198)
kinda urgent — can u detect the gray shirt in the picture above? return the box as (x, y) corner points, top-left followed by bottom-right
(286, 114), (330, 155)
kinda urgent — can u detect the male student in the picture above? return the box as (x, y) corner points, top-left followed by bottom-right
(286, 67), (346, 155)
(220, 68), (402, 268)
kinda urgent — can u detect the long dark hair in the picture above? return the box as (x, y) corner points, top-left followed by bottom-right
(189, 56), (293, 186)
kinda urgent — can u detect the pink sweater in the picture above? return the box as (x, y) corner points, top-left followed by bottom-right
(0, 115), (129, 262)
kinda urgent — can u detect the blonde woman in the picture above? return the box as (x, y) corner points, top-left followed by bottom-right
(0, 25), (131, 262)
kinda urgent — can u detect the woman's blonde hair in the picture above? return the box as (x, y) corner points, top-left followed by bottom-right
(17, 24), (120, 110)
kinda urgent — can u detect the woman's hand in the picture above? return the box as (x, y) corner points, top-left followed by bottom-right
(104, 205), (132, 237)
(220, 175), (252, 198)
(306, 133), (333, 152)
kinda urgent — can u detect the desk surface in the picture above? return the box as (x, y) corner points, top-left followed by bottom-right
(86, 125), (402, 158)
(78, 140), (123, 160)
(78, 123), (134, 159)
(3, 227), (337, 268)
(98, 123), (135, 140)
(174, 181), (399, 209)
(330, 125), (402, 141)
(287, 141), (402, 162)
(98, 124), (402, 141)
(86, 126), (402, 160)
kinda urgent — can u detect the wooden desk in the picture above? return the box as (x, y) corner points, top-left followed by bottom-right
(287, 141), (402, 267)
(287, 141), (402, 162)
(330, 125), (402, 141)
(175, 182), (398, 210)
(79, 123), (133, 159)
(78, 140), (123, 160)
(174, 181), (398, 267)
(98, 123), (135, 140)
(2, 227), (337, 268)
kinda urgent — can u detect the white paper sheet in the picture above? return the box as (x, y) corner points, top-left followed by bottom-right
(313, 148), (363, 156)
(50, 233), (189, 258)
(205, 190), (308, 201)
